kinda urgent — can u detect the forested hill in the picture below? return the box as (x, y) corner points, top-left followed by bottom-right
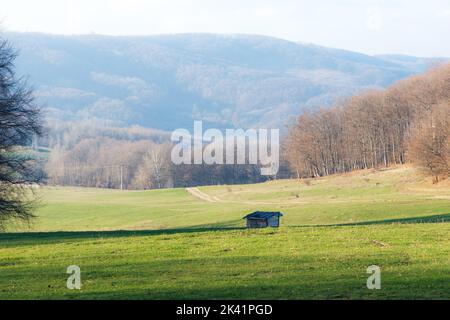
(7, 32), (446, 130)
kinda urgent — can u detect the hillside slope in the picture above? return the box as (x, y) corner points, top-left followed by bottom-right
(7, 32), (444, 130)
(10, 166), (450, 232)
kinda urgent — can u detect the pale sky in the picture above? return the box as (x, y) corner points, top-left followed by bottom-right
(2, 0), (450, 57)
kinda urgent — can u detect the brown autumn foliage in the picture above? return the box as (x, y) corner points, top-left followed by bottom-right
(285, 63), (450, 181)
(408, 102), (450, 182)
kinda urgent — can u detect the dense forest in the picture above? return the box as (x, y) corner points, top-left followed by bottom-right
(284, 63), (450, 182)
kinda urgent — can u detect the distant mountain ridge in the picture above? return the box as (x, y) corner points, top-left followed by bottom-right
(6, 32), (447, 130)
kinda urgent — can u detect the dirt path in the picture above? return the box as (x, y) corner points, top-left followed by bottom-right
(186, 187), (223, 203)
(186, 187), (310, 206)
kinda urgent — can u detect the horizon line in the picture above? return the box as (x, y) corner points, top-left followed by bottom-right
(3, 30), (447, 59)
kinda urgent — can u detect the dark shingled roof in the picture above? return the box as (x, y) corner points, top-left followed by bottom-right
(243, 211), (284, 219)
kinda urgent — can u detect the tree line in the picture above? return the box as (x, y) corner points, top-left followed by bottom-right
(284, 63), (450, 181)
(42, 121), (273, 189)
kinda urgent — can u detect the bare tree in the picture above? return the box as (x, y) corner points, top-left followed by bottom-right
(0, 37), (43, 228)
(132, 143), (171, 189)
(409, 102), (449, 182)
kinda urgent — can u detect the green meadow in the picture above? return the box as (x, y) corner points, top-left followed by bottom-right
(1, 166), (449, 299)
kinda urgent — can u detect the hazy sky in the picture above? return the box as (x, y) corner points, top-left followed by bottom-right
(2, 0), (450, 57)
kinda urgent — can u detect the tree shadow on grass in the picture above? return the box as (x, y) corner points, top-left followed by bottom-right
(326, 213), (450, 227)
(1, 214), (449, 245)
(0, 220), (246, 244)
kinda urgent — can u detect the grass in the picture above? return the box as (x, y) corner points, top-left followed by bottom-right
(0, 166), (449, 299)
(1, 225), (449, 299)
(9, 166), (450, 232)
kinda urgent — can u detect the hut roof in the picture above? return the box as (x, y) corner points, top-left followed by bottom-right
(243, 211), (284, 220)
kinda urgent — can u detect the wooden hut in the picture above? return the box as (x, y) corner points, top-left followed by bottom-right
(243, 211), (283, 228)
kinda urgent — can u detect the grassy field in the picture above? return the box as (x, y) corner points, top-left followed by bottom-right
(0, 166), (449, 299)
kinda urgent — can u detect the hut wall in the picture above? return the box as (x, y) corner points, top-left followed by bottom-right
(267, 216), (280, 227)
(247, 218), (268, 228)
